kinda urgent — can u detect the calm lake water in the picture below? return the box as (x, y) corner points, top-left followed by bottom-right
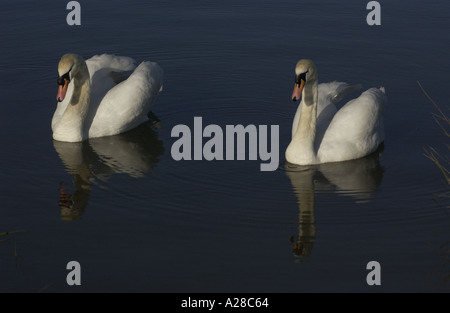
(0, 0), (449, 293)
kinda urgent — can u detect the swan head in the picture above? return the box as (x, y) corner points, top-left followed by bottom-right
(292, 59), (317, 102)
(56, 54), (85, 102)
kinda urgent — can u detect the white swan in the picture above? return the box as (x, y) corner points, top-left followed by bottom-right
(285, 59), (386, 165)
(52, 53), (163, 142)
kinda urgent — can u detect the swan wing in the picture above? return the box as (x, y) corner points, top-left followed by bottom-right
(291, 82), (342, 138)
(317, 81), (348, 107)
(318, 87), (386, 162)
(86, 54), (136, 78)
(86, 54), (137, 106)
(292, 81), (361, 137)
(315, 82), (364, 144)
(88, 61), (164, 138)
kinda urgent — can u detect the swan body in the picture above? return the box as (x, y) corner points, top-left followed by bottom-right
(52, 53), (163, 142)
(286, 59), (386, 165)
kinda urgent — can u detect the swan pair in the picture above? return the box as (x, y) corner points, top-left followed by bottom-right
(52, 55), (385, 165)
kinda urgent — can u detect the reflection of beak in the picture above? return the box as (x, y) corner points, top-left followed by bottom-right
(57, 78), (69, 102)
(292, 78), (305, 102)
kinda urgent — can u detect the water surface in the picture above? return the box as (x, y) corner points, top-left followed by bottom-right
(0, 0), (449, 292)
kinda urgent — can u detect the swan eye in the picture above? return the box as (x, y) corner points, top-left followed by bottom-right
(295, 71), (308, 85)
(57, 72), (70, 85)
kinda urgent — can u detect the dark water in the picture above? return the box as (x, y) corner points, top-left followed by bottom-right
(0, 0), (449, 292)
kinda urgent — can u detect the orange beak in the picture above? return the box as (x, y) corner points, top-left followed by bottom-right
(57, 78), (69, 102)
(292, 78), (305, 102)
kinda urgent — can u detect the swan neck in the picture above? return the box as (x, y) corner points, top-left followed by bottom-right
(70, 64), (91, 114)
(285, 79), (318, 164)
(53, 60), (91, 142)
(295, 79), (318, 142)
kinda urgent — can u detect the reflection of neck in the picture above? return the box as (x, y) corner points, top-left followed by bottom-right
(295, 173), (316, 257)
(59, 173), (92, 222)
(287, 168), (316, 258)
(70, 68), (91, 120)
(55, 141), (93, 221)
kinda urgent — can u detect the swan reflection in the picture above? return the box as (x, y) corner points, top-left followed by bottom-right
(54, 123), (164, 221)
(285, 148), (384, 262)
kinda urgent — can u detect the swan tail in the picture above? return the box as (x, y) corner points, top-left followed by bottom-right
(86, 54), (137, 76)
(331, 83), (363, 104)
(109, 70), (134, 84)
(361, 87), (387, 107)
(147, 111), (162, 129)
